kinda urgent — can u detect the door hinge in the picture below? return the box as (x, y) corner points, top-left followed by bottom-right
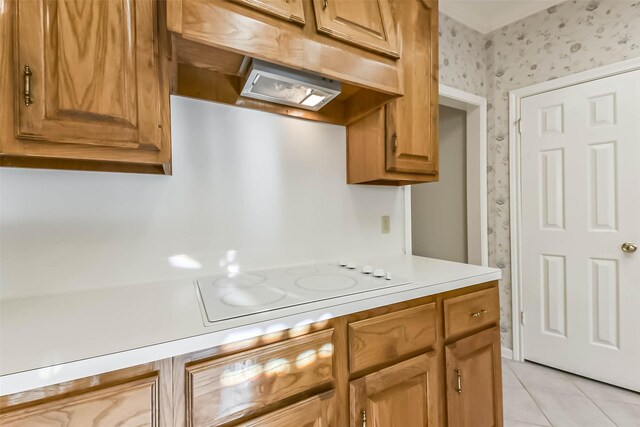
(516, 118), (522, 135)
(520, 311), (525, 325)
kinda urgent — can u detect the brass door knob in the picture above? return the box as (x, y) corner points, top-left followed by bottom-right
(621, 242), (638, 253)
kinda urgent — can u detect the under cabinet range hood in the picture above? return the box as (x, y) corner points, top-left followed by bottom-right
(240, 60), (341, 111)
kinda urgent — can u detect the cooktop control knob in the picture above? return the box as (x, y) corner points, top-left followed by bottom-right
(346, 262), (357, 270)
(385, 272), (392, 280)
(373, 269), (385, 278)
(362, 266), (373, 274)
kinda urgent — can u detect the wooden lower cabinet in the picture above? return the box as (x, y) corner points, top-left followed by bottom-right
(445, 327), (503, 427)
(0, 361), (171, 427)
(350, 353), (439, 427)
(234, 391), (335, 427)
(0, 281), (503, 427)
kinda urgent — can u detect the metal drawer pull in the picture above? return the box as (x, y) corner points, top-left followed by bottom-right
(455, 369), (462, 394)
(23, 65), (33, 106)
(361, 409), (367, 427)
(391, 132), (398, 151)
(470, 309), (488, 318)
(323, 0), (328, 9)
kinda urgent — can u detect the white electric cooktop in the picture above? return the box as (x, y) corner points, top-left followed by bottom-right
(196, 262), (413, 323)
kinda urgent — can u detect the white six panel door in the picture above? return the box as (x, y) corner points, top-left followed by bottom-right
(521, 70), (640, 391)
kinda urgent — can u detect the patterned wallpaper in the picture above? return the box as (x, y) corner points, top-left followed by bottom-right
(439, 0), (640, 349)
(439, 13), (488, 96)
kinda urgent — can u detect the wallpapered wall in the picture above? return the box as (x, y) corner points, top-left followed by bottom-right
(439, 0), (640, 348)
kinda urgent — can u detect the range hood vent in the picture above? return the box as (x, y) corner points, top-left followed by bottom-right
(241, 59), (341, 111)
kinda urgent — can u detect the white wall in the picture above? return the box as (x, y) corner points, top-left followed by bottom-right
(411, 105), (467, 263)
(0, 97), (405, 300)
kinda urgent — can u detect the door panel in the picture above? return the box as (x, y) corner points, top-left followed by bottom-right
(385, 0), (437, 175)
(15, 0), (162, 150)
(350, 353), (439, 427)
(445, 327), (502, 427)
(521, 70), (640, 391)
(235, 391), (335, 427)
(312, 0), (399, 58)
(231, 0), (306, 24)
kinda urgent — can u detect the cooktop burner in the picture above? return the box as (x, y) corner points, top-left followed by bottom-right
(196, 262), (412, 323)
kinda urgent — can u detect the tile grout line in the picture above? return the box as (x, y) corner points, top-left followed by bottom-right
(507, 359), (627, 427)
(570, 379), (621, 427)
(503, 360), (553, 427)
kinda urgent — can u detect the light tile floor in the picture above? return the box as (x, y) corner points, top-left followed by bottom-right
(502, 358), (640, 427)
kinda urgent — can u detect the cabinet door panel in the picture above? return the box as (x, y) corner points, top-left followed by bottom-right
(235, 391), (335, 427)
(385, 0), (437, 175)
(0, 376), (158, 427)
(445, 327), (503, 427)
(15, 0), (162, 151)
(350, 353), (439, 427)
(312, 0), (399, 58)
(231, 0), (306, 24)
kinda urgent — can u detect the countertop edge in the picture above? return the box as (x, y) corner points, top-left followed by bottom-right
(0, 269), (501, 396)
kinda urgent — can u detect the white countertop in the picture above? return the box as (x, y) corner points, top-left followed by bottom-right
(0, 255), (500, 395)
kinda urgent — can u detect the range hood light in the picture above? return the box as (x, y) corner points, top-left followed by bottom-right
(301, 93), (328, 107)
(241, 59), (341, 111)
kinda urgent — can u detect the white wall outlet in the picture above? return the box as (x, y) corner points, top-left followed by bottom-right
(381, 215), (391, 234)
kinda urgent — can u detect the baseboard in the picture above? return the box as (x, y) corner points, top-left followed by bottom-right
(501, 346), (513, 359)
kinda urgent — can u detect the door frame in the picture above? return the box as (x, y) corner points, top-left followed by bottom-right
(509, 57), (640, 362)
(405, 84), (488, 267)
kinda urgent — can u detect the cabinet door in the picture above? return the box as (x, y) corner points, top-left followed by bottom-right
(385, 0), (438, 175)
(232, 0), (306, 24)
(13, 0), (166, 158)
(235, 391), (335, 427)
(350, 353), (439, 427)
(312, 0), (399, 58)
(445, 327), (503, 427)
(0, 376), (159, 426)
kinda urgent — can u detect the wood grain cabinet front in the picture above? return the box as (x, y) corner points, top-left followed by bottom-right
(0, 0), (171, 174)
(346, 0), (439, 185)
(348, 302), (437, 373)
(234, 390), (336, 427)
(445, 327), (503, 427)
(443, 287), (501, 340)
(185, 329), (334, 427)
(350, 353), (440, 427)
(311, 0), (399, 58)
(231, 0), (306, 24)
(0, 362), (167, 427)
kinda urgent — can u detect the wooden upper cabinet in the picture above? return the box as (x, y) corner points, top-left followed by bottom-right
(346, 0), (438, 185)
(312, 0), (399, 58)
(445, 327), (503, 427)
(385, 0), (437, 175)
(1, 0), (171, 173)
(349, 353), (439, 427)
(231, 0), (306, 24)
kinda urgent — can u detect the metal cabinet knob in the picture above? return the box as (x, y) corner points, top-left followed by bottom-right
(621, 242), (637, 253)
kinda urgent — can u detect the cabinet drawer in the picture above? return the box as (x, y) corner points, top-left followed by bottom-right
(0, 376), (159, 426)
(444, 287), (500, 339)
(235, 390), (335, 427)
(187, 329), (334, 427)
(349, 303), (436, 373)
